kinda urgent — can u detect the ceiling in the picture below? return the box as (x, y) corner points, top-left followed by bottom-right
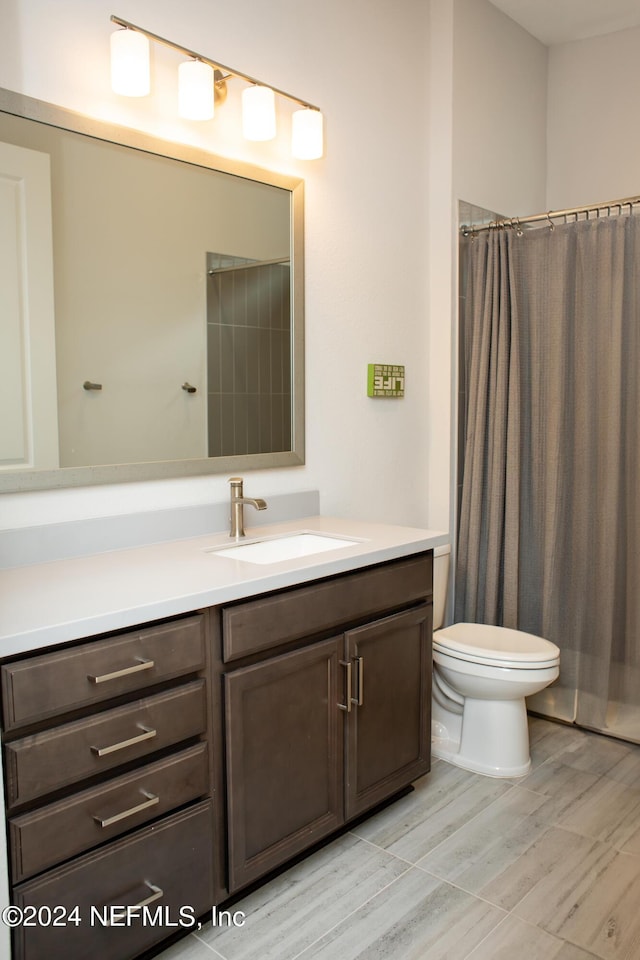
(488, 0), (640, 46)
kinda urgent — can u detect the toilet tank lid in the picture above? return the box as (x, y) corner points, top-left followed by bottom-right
(433, 543), (451, 558)
(434, 622), (559, 662)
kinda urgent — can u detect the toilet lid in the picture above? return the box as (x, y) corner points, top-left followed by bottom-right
(434, 622), (560, 666)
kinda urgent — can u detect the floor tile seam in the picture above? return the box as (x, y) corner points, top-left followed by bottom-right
(286, 862), (417, 960)
(507, 830), (627, 949)
(345, 829), (419, 868)
(410, 860), (512, 917)
(190, 930), (228, 959)
(523, 748), (579, 781)
(527, 727), (600, 772)
(550, 820), (640, 857)
(398, 782), (518, 863)
(458, 911), (520, 960)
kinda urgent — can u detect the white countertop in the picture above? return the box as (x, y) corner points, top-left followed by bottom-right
(0, 516), (447, 658)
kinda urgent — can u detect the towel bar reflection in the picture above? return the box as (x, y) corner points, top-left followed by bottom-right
(83, 381), (103, 391)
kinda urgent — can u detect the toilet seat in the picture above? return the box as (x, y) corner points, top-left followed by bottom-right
(434, 622), (560, 670)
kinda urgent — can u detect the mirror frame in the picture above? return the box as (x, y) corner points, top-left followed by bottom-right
(0, 87), (305, 493)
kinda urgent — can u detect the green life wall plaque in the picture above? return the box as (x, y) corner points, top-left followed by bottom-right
(367, 363), (405, 398)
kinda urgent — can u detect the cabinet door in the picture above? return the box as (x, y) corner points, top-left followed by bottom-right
(344, 604), (432, 820)
(225, 638), (343, 892)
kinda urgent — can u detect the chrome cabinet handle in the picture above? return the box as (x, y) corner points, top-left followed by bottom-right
(338, 660), (353, 712)
(134, 881), (164, 909)
(355, 656), (364, 706)
(91, 724), (157, 757)
(88, 658), (155, 684)
(103, 882), (164, 924)
(93, 790), (159, 828)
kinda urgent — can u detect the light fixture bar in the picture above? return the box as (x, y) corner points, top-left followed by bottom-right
(110, 14), (321, 113)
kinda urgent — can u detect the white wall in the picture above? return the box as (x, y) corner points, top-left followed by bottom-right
(453, 0), (548, 217)
(547, 26), (640, 209)
(424, 0), (548, 537)
(0, 0), (432, 531)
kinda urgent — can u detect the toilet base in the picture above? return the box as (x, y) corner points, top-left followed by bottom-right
(431, 696), (532, 778)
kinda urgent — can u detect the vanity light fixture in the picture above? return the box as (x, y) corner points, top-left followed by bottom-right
(110, 15), (324, 158)
(110, 26), (150, 97)
(242, 84), (276, 141)
(291, 107), (324, 160)
(178, 59), (215, 121)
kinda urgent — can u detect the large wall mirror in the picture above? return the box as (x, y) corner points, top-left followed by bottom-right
(0, 87), (304, 492)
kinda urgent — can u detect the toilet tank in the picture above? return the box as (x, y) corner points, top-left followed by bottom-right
(433, 544), (451, 630)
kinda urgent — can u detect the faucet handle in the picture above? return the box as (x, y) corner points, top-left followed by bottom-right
(228, 476), (244, 495)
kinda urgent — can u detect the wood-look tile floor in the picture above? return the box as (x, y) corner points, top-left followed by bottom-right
(157, 718), (640, 960)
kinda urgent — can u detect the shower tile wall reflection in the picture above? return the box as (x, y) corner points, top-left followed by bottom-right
(207, 260), (291, 457)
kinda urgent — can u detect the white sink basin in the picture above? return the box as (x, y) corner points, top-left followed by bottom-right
(210, 532), (361, 565)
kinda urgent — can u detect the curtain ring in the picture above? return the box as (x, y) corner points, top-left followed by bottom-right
(546, 212), (555, 232)
(515, 217), (523, 237)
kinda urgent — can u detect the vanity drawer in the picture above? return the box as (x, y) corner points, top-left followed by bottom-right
(1, 614), (205, 731)
(4, 680), (206, 808)
(223, 553), (433, 661)
(9, 742), (209, 882)
(12, 800), (214, 960)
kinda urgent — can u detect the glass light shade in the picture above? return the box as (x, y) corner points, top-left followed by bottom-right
(110, 29), (150, 97)
(242, 85), (276, 141)
(178, 60), (214, 120)
(291, 108), (324, 160)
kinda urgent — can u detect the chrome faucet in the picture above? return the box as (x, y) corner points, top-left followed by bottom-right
(228, 477), (267, 539)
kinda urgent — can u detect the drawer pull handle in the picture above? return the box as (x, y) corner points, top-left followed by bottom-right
(338, 660), (353, 713)
(93, 790), (159, 828)
(103, 882), (164, 924)
(91, 724), (157, 757)
(355, 656), (364, 706)
(134, 881), (164, 909)
(88, 657), (155, 684)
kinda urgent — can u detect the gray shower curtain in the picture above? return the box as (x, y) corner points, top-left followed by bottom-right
(456, 215), (640, 742)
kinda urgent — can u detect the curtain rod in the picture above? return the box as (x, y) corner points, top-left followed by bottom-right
(460, 193), (640, 235)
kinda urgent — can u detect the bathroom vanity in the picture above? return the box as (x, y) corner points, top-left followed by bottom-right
(0, 516), (446, 960)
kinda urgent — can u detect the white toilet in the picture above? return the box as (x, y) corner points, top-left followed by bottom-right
(431, 545), (560, 778)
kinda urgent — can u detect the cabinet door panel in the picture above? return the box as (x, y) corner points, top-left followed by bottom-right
(345, 605), (431, 819)
(225, 638), (343, 891)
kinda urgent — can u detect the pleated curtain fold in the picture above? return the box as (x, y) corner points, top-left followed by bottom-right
(456, 216), (640, 741)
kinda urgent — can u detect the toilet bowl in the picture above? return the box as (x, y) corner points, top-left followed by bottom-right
(431, 547), (560, 778)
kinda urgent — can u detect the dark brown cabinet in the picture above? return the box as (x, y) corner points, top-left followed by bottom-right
(344, 605), (432, 819)
(225, 638), (344, 890)
(0, 549), (433, 959)
(221, 556), (433, 893)
(12, 801), (214, 960)
(0, 613), (214, 960)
